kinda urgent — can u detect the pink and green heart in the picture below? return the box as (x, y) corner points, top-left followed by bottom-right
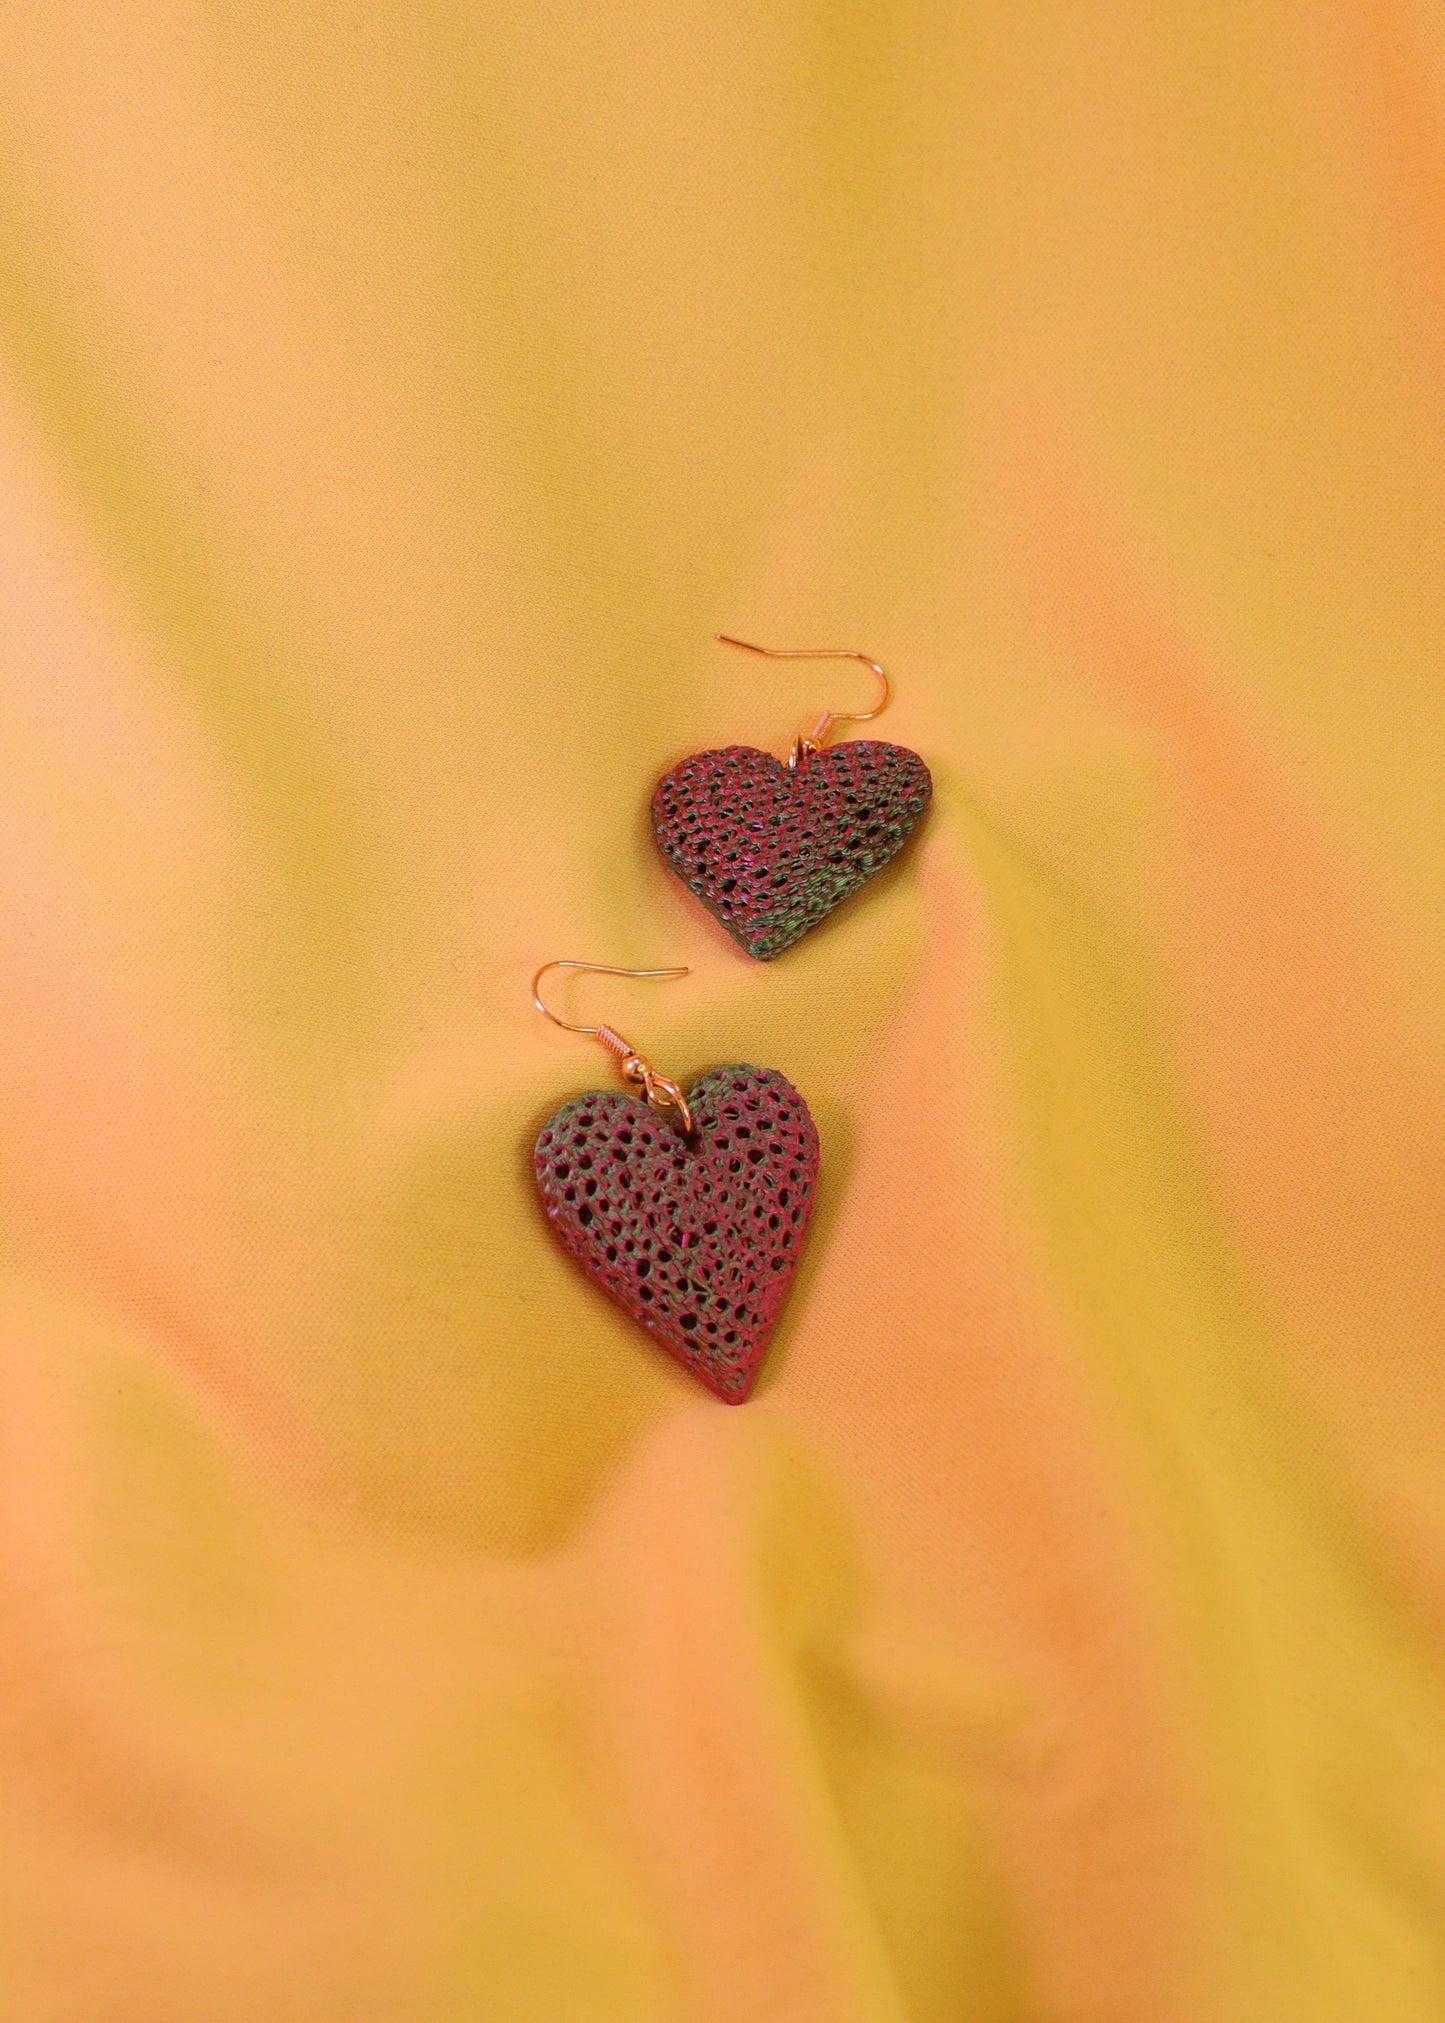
(534, 1064), (818, 1402)
(651, 739), (932, 959)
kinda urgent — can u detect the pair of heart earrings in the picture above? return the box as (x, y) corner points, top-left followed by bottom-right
(532, 635), (933, 1403)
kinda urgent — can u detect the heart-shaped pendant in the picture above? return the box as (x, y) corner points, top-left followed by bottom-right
(534, 1062), (819, 1402)
(651, 740), (932, 959)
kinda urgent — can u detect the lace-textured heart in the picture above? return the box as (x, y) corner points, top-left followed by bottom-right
(651, 739), (932, 959)
(534, 1063), (819, 1401)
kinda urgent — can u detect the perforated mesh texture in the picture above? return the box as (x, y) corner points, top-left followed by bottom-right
(534, 1064), (819, 1402)
(652, 739), (932, 959)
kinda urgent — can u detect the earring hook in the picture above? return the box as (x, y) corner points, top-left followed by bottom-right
(531, 960), (694, 1135)
(715, 634), (892, 768)
(531, 959), (690, 1035)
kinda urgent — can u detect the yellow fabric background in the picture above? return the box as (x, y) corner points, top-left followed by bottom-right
(0, 3), (1442, 2016)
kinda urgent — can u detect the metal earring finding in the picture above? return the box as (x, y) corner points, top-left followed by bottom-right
(531, 959), (695, 1135)
(713, 635), (892, 769)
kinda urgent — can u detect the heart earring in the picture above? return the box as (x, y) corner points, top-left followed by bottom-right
(651, 636), (933, 960)
(530, 959), (819, 1404)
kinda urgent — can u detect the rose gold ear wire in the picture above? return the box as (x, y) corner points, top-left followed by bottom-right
(531, 959), (694, 1135)
(715, 634), (892, 769)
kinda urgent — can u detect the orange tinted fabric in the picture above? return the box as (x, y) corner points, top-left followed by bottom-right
(0, 4), (1442, 2017)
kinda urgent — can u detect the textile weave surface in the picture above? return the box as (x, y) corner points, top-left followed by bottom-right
(0, 3), (1442, 2018)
